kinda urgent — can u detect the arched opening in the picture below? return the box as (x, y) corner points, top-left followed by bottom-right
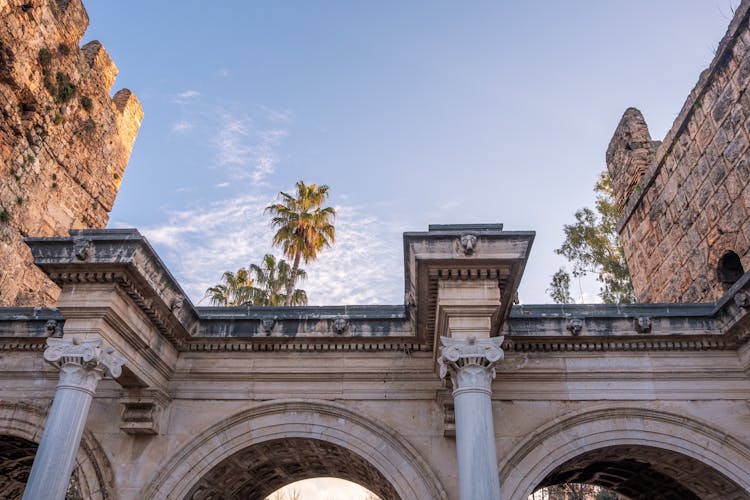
(143, 400), (447, 500)
(267, 478), (380, 500)
(0, 435), (82, 499)
(0, 435), (38, 498)
(0, 402), (115, 500)
(532, 445), (746, 499)
(717, 251), (745, 288)
(185, 437), (397, 500)
(500, 407), (750, 499)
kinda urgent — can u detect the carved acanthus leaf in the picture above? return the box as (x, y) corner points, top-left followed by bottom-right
(438, 336), (505, 381)
(44, 337), (126, 378)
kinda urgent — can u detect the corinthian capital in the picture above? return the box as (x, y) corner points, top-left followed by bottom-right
(44, 338), (126, 392)
(438, 336), (504, 392)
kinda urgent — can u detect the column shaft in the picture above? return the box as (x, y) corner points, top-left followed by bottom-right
(439, 336), (504, 500)
(23, 338), (125, 500)
(454, 388), (501, 499)
(23, 379), (95, 500)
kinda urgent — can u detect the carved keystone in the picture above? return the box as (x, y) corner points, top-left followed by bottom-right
(566, 318), (583, 335)
(634, 316), (652, 334)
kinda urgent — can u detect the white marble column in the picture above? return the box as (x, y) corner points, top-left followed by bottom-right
(23, 338), (125, 500)
(439, 335), (504, 500)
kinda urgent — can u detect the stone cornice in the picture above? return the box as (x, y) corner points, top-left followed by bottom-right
(26, 229), (198, 348)
(0, 307), (63, 338)
(0, 307), (61, 352)
(503, 302), (735, 352)
(9, 228), (749, 357)
(48, 270), (194, 349)
(403, 225), (534, 348)
(503, 336), (734, 353)
(183, 338), (428, 353)
(0, 339), (47, 351)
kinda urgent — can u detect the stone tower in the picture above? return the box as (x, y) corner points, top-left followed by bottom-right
(608, 0), (750, 303)
(0, 0), (142, 306)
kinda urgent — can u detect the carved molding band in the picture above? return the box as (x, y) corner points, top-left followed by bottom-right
(438, 336), (504, 395)
(44, 338), (126, 393)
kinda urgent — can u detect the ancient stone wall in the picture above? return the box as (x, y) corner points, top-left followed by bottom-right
(609, 0), (750, 303)
(0, 0), (142, 306)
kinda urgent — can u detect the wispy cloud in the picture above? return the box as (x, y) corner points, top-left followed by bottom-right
(213, 113), (286, 183)
(261, 105), (295, 124)
(303, 204), (403, 304)
(171, 120), (194, 133)
(168, 88), (292, 184)
(177, 90), (200, 99)
(139, 194), (405, 305)
(171, 90), (201, 105)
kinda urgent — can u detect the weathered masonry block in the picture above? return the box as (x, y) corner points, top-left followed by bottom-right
(0, 0), (142, 306)
(609, 0), (750, 303)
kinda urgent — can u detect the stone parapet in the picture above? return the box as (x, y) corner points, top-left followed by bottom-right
(0, 307), (63, 339)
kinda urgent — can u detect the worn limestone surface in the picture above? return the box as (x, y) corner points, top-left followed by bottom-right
(609, 1), (750, 303)
(2, 226), (747, 499)
(0, 0), (142, 306)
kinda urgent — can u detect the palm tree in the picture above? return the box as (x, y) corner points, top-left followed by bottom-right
(203, 268), (256, 306)
(265, 181), (336, 306)
(248, 254), (308, 306)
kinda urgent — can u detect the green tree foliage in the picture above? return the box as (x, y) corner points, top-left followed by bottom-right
(547, 268), (574, 304)
(203, 268), (255, 306)
(265, 181), (336, 306)
(248, 254), (308, 306)
(204, 255), (309, 307)
(550, 172), (635, 304)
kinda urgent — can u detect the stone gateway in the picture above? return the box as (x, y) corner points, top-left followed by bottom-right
(0, 225), (748, 500)
(2, 1), (750, 500)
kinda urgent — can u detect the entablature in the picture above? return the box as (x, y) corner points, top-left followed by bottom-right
(9, 226), (749, 360)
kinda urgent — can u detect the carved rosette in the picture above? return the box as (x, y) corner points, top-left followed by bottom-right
(44, 338), (126, 393)
(438, 336), (504, 394)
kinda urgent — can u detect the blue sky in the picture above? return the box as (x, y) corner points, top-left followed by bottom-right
(83, 1), (740, 306)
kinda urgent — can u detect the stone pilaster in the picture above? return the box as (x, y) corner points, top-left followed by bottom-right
(438, 335), (503, 500)
(23, 338), (125, 500)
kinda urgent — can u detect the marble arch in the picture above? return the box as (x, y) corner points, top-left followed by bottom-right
(500, 406), (750, 500)
(141, 399), (447, 500)
(4, 225), (750, 499)
(0, 401), (115, 499)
